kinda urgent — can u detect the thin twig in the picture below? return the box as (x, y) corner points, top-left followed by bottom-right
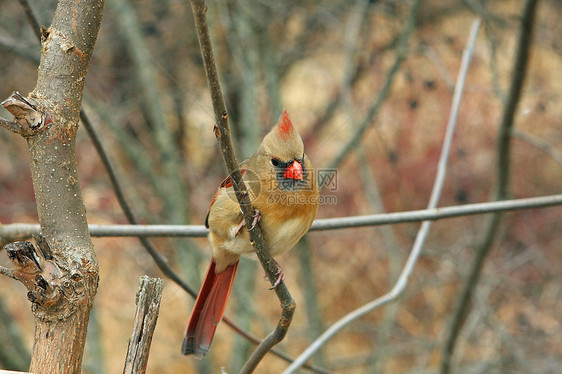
(79, 111), (200, 297)
(0, 117), (20, 133)
(324, 0), (420, 171)
(0, 265), (17, 280)
(284, 18), (482, 373)
(2, 193), (562, 240)
(439, 1), (538, 372)
(189, 1), (297, 372)
(512, 128), (562, 165)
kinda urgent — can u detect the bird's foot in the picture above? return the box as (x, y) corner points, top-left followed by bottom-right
(231, 219), (246, 237)
(248, 209), (261, 231)
(232, 209), (261, 237)
(268, 260), (285, 290)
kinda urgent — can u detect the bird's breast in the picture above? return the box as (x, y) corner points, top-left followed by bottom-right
(265, 216), (311, 257)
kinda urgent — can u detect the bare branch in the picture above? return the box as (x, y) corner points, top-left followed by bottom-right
(512, 128), (562, 165)
(16, 0), (42, 41)
(2, 193), (562, 241)
(310, 194), (562, 231)
(0, 117), (21, 134)
(284, 18), (482, 373)
(188, 0), (297, 370)
(440, 1), (538, 372)
(0, 265), (17, 280)
(326, 0), (420, 170)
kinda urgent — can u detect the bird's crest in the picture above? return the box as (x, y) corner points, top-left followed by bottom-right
(276, 109), (295, 140)
(259, 109), (304, 161)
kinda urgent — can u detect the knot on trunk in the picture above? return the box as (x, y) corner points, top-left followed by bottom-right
(1, 234), (92, 321)
(1, 92), (53, 137)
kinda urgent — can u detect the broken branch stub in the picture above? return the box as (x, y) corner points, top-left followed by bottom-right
(1, 92), (53, 137)
(0, 235), (92, 322)
(123, 276), (164, 374)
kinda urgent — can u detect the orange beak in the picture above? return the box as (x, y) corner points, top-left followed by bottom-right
(284, 160), (303, 181)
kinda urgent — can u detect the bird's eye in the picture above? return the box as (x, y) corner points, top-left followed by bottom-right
(271, 158), (280, 167)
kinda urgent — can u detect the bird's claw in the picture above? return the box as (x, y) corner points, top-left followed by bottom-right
(232, 219), (246, 237)
(268, 260), (285, 290)
(232, 209), (260, 237)
(248, 209), (261, 231)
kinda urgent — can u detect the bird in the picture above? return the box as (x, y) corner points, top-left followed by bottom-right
(182, 109), (319, 358)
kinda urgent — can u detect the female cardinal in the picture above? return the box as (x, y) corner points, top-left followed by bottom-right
(182, 110), (319, 357)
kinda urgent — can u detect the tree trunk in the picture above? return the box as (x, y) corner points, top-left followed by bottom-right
(1, 0), (105, 373)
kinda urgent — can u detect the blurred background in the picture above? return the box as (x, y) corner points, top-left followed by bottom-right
(1, 0), (561, 372)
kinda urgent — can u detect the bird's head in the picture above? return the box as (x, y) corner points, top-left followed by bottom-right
(256, 110), (309, 190)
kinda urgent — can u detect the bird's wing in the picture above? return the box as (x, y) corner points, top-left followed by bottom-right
(205, 162), (248, 228)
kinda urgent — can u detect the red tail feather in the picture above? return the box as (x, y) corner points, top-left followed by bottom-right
(182, 259), (239, 357)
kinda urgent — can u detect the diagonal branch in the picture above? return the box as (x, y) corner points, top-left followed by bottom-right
(284, 18), (482, 373)
(189, 1), (296, 372)
(439, 1), (538, 372)
(326, 0), (420, 171)
(15, 0), (42, 40)
(82, 88), (330, 374)
(512, 128), (562, 165)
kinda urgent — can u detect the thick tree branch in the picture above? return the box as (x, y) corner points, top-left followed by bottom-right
(189, 0), (295, 371)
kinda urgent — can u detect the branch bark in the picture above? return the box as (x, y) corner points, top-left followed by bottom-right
(0, 0), (105, 372)
(123, 276), (164, 374)
(189, 1), (296, 372)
